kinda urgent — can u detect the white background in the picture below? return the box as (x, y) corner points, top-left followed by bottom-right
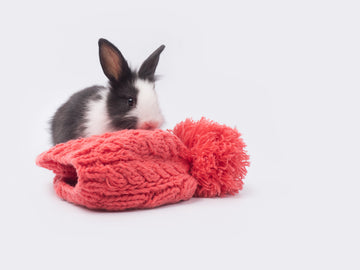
(1, 0), (359, 269)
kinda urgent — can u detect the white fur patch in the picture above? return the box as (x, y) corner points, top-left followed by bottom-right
(128, 79), (164, 129)
(84, 89), (113, 137)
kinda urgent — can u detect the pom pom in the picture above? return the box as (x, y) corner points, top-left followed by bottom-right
(173, 118), (250, 197)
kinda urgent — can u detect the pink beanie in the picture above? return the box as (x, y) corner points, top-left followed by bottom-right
(36, 118), (250, 211)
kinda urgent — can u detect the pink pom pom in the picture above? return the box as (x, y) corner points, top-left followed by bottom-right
(173, 118), (250, 197)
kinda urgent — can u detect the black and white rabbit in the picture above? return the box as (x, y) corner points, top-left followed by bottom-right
(51, 38), (165, 145)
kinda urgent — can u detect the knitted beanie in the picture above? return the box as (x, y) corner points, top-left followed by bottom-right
(36, 118), (250, 211)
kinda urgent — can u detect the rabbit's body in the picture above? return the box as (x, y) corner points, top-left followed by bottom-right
(51, 39), (165, 145)
(51, 85), (109, 144)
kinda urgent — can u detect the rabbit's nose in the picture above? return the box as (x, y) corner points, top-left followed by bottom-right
(140, 121), (160, 130)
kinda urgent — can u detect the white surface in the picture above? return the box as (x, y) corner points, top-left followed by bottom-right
(0, 1), (359, 269)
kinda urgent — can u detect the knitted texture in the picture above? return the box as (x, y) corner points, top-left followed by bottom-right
(36, 118), (249, 211)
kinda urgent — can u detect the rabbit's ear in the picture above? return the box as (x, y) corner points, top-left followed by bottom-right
(98, 38), (131, 82)
(138, 45), (165, 80)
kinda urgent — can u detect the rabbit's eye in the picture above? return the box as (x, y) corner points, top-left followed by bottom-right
(128, 98), (135, 107)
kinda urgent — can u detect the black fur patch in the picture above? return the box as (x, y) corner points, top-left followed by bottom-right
(107, 75), (139, 129)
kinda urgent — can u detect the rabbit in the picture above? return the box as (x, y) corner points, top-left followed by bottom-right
(51, 38), (165, 145)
